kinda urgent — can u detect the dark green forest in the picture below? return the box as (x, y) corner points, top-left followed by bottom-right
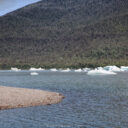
(0, 0), (128, 69)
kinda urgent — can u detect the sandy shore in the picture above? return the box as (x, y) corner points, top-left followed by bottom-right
(0, 86), (64, 110)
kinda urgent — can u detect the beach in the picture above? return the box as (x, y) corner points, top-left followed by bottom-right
(0, 86), (64, 110)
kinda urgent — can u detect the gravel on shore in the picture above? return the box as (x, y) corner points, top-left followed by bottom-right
(0, 86), (64, 110)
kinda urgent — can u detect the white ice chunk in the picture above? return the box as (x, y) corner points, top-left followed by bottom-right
(30, 72), (39, 75)
(50, 68), (58, 72)
(120, 66), (128, 72)
(87, 69), (117, 75)
(83, 68), (90, 72)
(74, 69), (83, 72)
(97, 67), (104, 70)
(29, 68), (44, 71)
(60, 68), (71, 72)
(104, 66), (121, 72)
(11, 67), (21, 71)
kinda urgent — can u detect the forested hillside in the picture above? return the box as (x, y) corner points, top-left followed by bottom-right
(0, 0), (128, 69)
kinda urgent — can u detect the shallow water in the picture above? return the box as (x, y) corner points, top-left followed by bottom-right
(0, 71), (128, 128)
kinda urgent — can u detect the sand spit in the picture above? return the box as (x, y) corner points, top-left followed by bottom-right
(0, 86), (64, 110)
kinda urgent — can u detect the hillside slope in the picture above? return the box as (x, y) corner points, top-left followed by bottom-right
(0, 0), (128, 68)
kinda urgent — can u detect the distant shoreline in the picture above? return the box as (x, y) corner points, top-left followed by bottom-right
(0, 65), (128, 71)
(0, 86), (64, 110)
(0, 65), (128, 70)
(0, 59), (128, 70)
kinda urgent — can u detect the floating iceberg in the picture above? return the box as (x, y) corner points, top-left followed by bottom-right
(87, 69), (117, 75)
(60, 68), (71, 72)
(104, 66), (121, 72)
(50, 68), (58, 72)
(120, 66), (128, 72)
(83, 68), (91, 72)
(29, 68), (44, 71)
(11, 67), (21, 71)
(97, 67), (104, 70)
(74, 69), (83, 72)
(30, 72), (39, 76)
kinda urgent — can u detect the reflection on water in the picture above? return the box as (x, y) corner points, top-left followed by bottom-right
(0, 71), (128, 128)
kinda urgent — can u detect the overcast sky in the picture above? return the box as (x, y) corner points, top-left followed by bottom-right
(0, 0), (40, 16)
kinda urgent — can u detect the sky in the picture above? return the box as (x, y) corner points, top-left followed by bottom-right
(0, 0), (41, 16)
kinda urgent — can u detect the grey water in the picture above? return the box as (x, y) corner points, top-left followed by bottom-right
(0, 71), (128, 128)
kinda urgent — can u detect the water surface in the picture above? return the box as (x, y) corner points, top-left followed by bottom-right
(0, 71), (128, 128)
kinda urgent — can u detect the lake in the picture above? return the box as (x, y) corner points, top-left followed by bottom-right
(0, 70), (128, 128)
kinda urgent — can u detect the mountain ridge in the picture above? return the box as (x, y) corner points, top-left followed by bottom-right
(0, 0), (128, 69)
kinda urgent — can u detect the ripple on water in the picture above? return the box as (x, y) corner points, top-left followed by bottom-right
(0, 71), (128, 128)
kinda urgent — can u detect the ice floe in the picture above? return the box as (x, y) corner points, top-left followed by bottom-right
(97, 67), (104, 70)
(103, 66), (121, 72)
(87, 69), (117, 75)
(11, 67), (21, 71)
(74, 69), (83, 72)
(30, 72), (39, 76)
(83, 68), (91, 72)
(120, 66), (128, 72)
(29, 68), (44, 71)
(60, 68), (71, 72)
(50, 68), (58, 72)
